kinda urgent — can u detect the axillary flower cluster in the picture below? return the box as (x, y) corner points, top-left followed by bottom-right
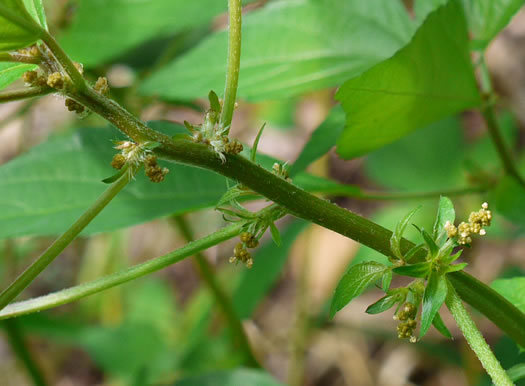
(444, 202), (492, 245)
(111, 140), (169, 183)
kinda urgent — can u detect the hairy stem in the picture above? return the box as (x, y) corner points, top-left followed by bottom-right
(445, 283), (513, 386)
(40, 31), (86, 90)
(0, 86), (52, 103)
(220, 0), (242, 130)
(0, 222), (245, 320)
(0, 168), (133, 310)
(0, 52), (40, 64)
(173, 215), (259, 368)
(3, 320), (47, 386)
(482, 104), (525, 187)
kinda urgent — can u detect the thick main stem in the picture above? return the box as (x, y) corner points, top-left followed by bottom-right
(220, 0), (242, 130)
(445, 283), (513, 386)
(0, 169), (133, 310)
(173, 216), (259, 368)
(0, 222), (245, 319)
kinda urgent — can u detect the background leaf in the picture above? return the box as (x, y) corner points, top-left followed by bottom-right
(0, 62), (35, 91)
(491, 277), (525, 313)
(140, 0), (417, 102)
(289, 105), (345, 176)
(0, 0), (42, 50)
(433, 196), (455, 242)
(0, 123), (227, 238)
(365, 117), (466, 191)
(335, 1), (481, 159)
(490, 176), (525, 229)
(59, 0), (249, 67)
(330, 261), (387, 317)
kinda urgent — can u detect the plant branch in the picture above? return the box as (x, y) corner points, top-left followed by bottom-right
(0, 222), (245, 320)
(482, 104), (525, 187)
(0, 52), (40, 64)
(220, 0), (242, 130)
(3, 319), (47, 386)
(0, 167), (134, 311)
(448, 271), (525, 350)
(172, 215), (259, 368)
(40, 31), (86, 90)
(0, 86), (52, 103)
(445, 282), (513, 386)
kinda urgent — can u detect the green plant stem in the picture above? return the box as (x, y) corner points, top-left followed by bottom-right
(40, 31), (87, 90)
(0, 222), (245, 320)
(0, 86), (52, 103)
(172, 215), (259, 368)
(220, 0), (242, 130)
(482, 104), (525, 188)
(0, 168), (133, 311)
(0, 52), (40, 64)
(445, 283), (513, 386)
(3, 319), (47, 386)
(448, 271), (525, 350)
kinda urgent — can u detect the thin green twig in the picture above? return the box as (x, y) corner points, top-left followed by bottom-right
(0, 167), (134, 311)
(445, 282), (513, 386)
(220, 0), (242, 130)
(0, 222), (245, 320)
(0, 86), (52, 103)
(0, 52), (40, 64)
(172, 215), (259, 368)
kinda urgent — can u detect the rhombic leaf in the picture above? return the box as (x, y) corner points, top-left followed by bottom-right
(336, 0), (481, 159)
(140, 0), (417, 102)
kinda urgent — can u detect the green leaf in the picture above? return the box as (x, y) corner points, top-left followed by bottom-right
(59, 0), (244, 67)
(208, 90), (221, 113)
(382, 270), (393, 292)
(491, 277), (525, 314)
(269, 222), (281, 247)
(251, 122), (266, 163)
(365, 117), (466, 191)
(289, 105), (345, 176)
(330, 261), (388, 318)
(445, 263), (468, 273)
(490, 176), (525, 228)
(393, 262), (432, 278)
(173, 369), (284, 386)
(416, 0), (525, 50)
(420, 272), (448, 338)
(0, 62), (35, 91)
(101, 165), (129, 184)
(420, 228), (438, 257)
(140, 0), (417, 102)
(443, 249), (463, 265)
(335, 1), (481, 159)
(391, 206), (421, 260)
(433, 196), (455, 242)
(0, 0), (42, 50)
(233, 221), (308, 318)
(507, 363), (525, 383)
(0, 123), (228, 238)
(404, 243), (426, 263)
(432, 312), (452, 339)
(21, 0), (47, 29)
(366, 293), (401, 315)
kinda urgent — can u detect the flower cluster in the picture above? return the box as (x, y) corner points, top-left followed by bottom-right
(444, 202), (492, 245)
(394, 302), (418, 342)
(111, 141), (169, 183)
(229, 232), (259, 268)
